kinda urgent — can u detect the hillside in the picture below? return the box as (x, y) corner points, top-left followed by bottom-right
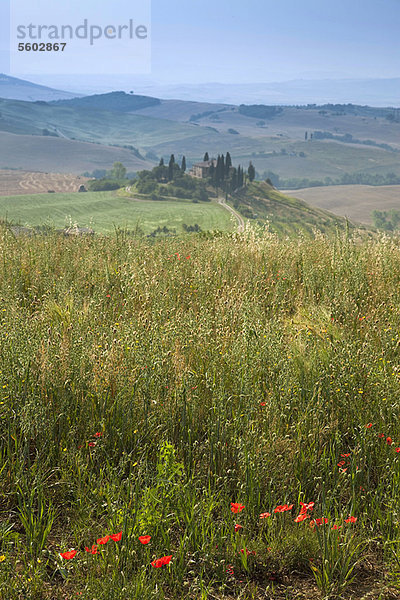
(284, 184), (400, 225)
(0, 73), (81, 101)
(0, 132), (152, 174)
(231, 181), (359, 235)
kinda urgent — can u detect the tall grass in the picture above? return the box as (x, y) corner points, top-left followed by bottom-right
(0, 226), (399, 598)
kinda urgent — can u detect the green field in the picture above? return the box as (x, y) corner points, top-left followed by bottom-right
(0, 191), (234, 234)
(0, 231), (399, 599)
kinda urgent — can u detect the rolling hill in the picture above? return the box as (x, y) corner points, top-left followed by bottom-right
(0, 132), (152, 174)
(0, 73), (81, 101)
(283, 184), (400, 225)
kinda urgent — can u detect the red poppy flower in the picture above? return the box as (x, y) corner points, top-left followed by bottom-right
(331, 524), (342, 530)
(110, 532), (122, 542)
(396, 448), (400, 453)
(88, 442), (96, 447)
(151, 555), (172, 568)
(378, 433), (385, 438)
(311, 518), (328, 527)
(337, 460), (346, 467)
(259, 512), (271, 519)
(97, 535), (110, 545)
(345, 516), (357, 523)
(260, 402), (267, 406)
(294, 513), (310, 523)
(241, 548), (256, 556)
(231, 503), (245, 513)
(60, 550), (77, 560)
(94, 432), (103, 438)
(226, 564), (234, 575)
(85, 544), (98, 555)
(340, 453), (351, 457)
(387, 437), (393, 445)
(139, 535), (151, 544)
(234, 524), (243, 532)
(106, 294), (111, 298)
(274, 504), (294, 513)
(299, 502), (314, 514)
(365, 423), (373, 428)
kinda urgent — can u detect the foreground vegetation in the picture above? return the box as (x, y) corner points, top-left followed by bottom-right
(0, 227), (399, 599)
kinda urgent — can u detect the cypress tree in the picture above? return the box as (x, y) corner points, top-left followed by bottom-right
(159, 157), (164, 166)
(181, 156), (186, 173)
(225, 151), (232, 175)
(168, 154), (175, 181)
(204, 152), (209, 162)
(248, 161), (256, 182)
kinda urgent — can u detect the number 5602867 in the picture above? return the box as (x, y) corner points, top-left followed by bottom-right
(18, 43), (67, 51)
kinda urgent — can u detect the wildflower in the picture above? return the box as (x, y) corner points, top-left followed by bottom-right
(226, 564), (234, 575)
(260, 402), (267, 406)
(241, 548), (256, 556)
(337, 460), (346, 467)
(151, 555), (172, 568)
(340, 453), (351, 457)
(60, 550), (77, 560)
(396, 448), (400, 453)
(387, 437), (393, 445)
(259, 512), (271, 519)
(138, 535), (151, 544)
(378, 433), (385, 438)
(345, 516), (357, 524)
(96, 535), (110, 545)
(88, 442), (96, 447)
(311, 518), (328, 527)
(231, 502), (245, 513)
(94, 432), (103, 438)
(110, 532), (122, 542)
(299, 502), (314, 514)
(234, 524), (243, 532)
(274, 504), (294, 513)
(365, 423), (373, 428)
(331, 525), (342, 530)
(294, 513), (310, 523)
(85, 545), (98, 555)
(0, 556), (5, 562)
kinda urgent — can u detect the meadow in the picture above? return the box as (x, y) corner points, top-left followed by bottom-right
(0, 227), (399, 599)
(0, 191), (233, 235)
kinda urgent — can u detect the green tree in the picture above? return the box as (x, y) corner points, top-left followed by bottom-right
(168, 154), (175, 181)
(204, 152), (209, 162)
(159, 157), (164, 167)
(111, 162), (127, 180)
(181, 156), (186, 173)
(248, 162), (256, 182)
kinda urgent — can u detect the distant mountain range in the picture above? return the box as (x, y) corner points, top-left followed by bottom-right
(1, 73), (399, 107)
(8, 74), (399, 107)
(0, 74), (81, 101)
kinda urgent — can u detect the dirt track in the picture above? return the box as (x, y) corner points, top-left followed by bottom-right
(0, 170), (91, 196)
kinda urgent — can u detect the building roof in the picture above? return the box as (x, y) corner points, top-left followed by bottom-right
(192, 159), (217, 168)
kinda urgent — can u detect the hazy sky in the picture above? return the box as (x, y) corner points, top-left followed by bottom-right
(1, 0), (399, 83)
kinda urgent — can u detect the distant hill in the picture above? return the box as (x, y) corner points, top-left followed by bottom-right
(0, 74), (81, 102)
(52, 91), (161, 112)
(0, 132), (152, 174)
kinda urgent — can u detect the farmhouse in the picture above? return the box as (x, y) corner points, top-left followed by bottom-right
(190, 159), (217, 179)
